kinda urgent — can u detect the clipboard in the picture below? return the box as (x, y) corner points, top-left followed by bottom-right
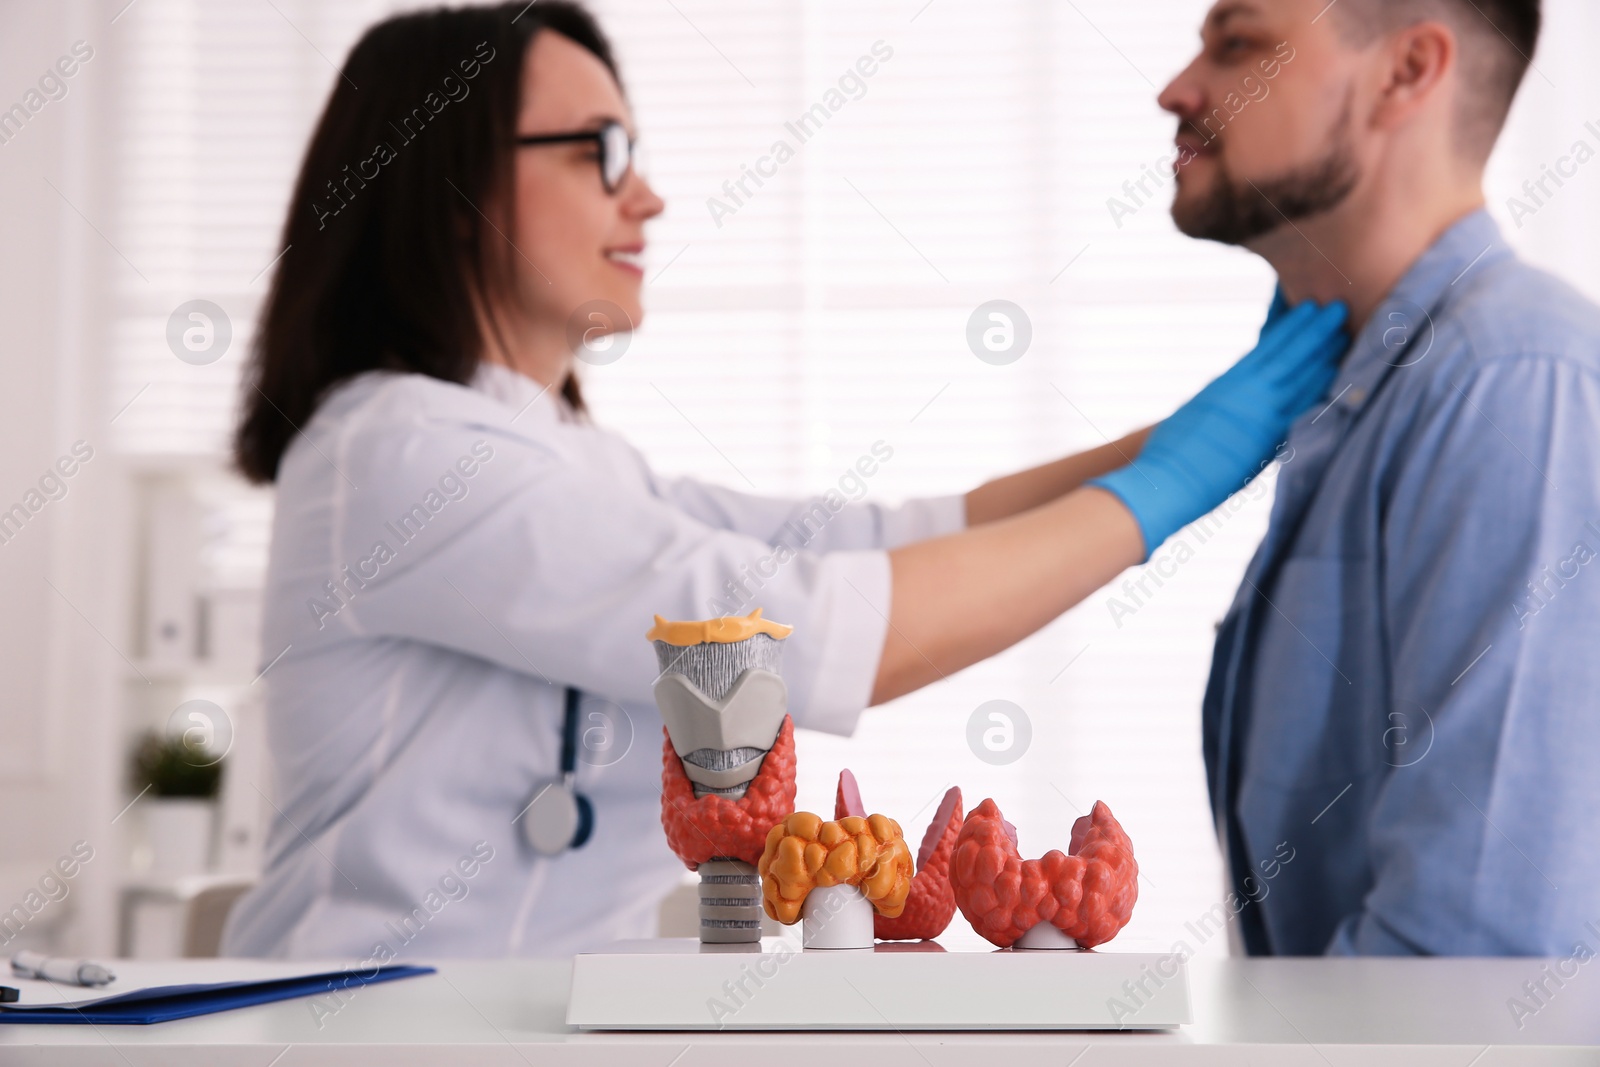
(0, 964), (434, 1024)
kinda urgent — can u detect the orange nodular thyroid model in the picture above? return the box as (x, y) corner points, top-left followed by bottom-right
(835, 769), (963, 941)
(660, 715), (797, 869)
(758, 811), (914, 925)
(950, 797), (1139, 949)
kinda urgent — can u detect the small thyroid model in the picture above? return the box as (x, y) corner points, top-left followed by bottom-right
(652, 610), (798, 944)
(949, 798), (1139, 950)
(758, 811), (913, 949)
(834, 770), (964, 941)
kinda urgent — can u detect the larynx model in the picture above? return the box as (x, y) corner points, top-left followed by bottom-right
(652, 610), (798, 944)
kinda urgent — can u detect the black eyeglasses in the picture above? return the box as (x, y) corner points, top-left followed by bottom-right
(516, 120), (635, 194)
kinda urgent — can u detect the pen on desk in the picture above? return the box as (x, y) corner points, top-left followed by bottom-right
(10, 950), (115, 988)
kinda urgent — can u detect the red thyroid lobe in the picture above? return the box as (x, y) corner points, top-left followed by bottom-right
(950, 797), (1138, 949)
(660, 715), (797, 869)
(834, 769), (964, 941)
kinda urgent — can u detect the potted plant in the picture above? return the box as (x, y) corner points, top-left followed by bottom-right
(132, 731), (224, 875)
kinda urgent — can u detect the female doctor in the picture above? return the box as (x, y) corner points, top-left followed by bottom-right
(220, 2), (1346, 958)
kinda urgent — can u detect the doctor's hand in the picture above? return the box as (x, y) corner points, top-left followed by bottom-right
(1088, 299), (1349, 558)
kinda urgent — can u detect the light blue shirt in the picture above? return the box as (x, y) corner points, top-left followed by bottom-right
(1204, 210), (1600, 955)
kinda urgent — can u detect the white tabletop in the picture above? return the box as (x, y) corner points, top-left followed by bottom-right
(3, 956), (1598, 1065)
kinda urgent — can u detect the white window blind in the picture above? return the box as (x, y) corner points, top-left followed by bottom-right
(587, 0), (1266, 955)
(106, 0), (1600, 955)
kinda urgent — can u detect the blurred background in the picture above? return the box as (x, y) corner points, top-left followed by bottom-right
(1, 0), (1596, 959)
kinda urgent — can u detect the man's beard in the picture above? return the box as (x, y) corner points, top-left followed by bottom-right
(1172, 101), (1359, 246)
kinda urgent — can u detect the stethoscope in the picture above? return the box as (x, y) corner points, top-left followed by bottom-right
(519, 687), (595, 856)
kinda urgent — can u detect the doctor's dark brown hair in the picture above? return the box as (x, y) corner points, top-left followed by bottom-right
(233, 1), (616, 484)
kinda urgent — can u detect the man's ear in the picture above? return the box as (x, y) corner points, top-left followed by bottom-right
(1370, 20), (1456, 132)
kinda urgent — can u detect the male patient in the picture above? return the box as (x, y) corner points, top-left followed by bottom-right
(1162, 0), (1600, 954)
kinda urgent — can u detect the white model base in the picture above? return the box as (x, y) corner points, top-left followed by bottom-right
(567, 938), (1190, 1031)
(1015, 921), (1079, 950)
(800, 885), (874, 949)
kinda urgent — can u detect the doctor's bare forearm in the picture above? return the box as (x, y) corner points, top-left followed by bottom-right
(963, 427), (1151, 526)
(871, 486), (1142, 705)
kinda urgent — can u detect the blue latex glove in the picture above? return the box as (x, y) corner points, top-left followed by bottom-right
(1089, 298), (1349, 557)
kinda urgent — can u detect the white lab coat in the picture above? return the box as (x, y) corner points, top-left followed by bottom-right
(221, 363), (965, 959)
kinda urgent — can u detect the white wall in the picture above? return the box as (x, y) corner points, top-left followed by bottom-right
(0, 0), (128, 954)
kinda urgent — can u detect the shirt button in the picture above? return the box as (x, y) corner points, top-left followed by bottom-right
(1345, 386), (1367, 407)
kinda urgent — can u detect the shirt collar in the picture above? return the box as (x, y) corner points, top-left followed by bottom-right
(1326, 208), (1511, 417)
(467, 361), (573, 424)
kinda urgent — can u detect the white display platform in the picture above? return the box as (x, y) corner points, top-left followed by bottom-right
(567, 937), (1190, 1031)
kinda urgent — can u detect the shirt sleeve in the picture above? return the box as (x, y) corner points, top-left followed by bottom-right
(320, 411), (894, 737)
(614, 431), (967, 551)
(1327, 353), (1600, 955)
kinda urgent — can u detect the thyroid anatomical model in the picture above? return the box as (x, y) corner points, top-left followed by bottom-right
(758, 811), (914, 949)
(652, 610), (798, 944)
(835, 769), (963, 941)
(949, 798), (1138, 950)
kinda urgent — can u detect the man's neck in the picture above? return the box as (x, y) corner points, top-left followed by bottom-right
(1246, 182), (1487, 335)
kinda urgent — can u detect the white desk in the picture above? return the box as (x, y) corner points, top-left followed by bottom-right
(3, 956), (1597, 1065)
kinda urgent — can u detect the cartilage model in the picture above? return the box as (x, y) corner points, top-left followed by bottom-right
(652, 610), (797, 944)
(949, 798), (1139, 950)
(835, 769), (963, 942)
